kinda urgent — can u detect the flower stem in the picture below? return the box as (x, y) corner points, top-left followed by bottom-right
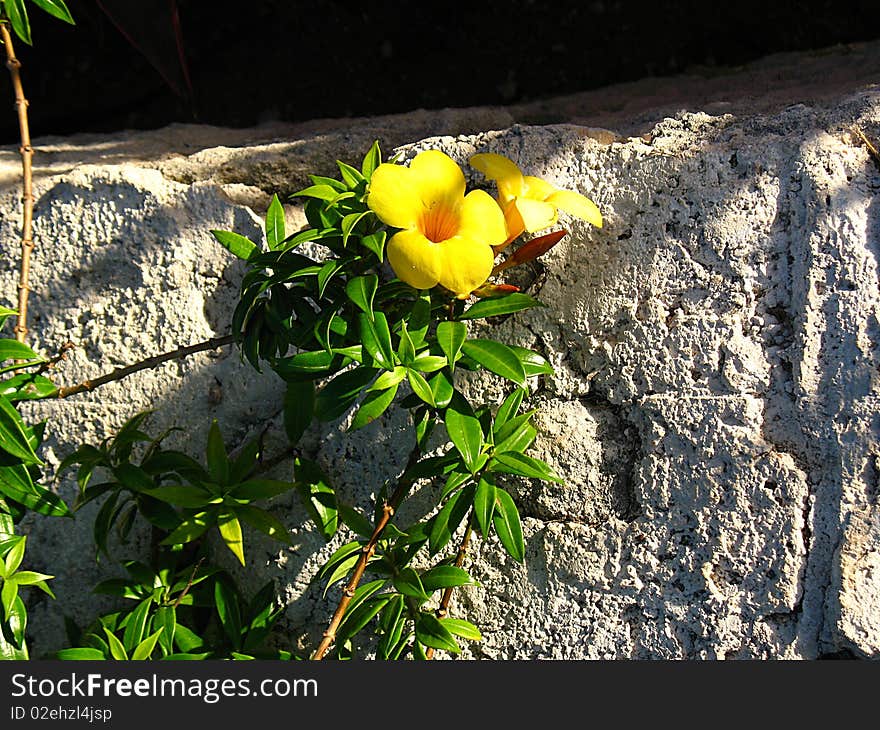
(0, 21), (35, 345)
(424, 513), (474, 660)
(52, 334), (236, 398)
(311, 442), (423, 660)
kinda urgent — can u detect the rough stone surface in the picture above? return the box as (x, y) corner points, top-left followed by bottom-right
(1, 46), (879, 659)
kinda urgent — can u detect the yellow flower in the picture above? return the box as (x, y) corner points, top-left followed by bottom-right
(469, 152), (603, 246)
(367, 150), (507, 298)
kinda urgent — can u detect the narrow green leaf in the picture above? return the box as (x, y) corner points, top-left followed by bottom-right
(427, 370), (453, 409)
(341, 211), (370, 246)
(350, 382), (398, 431)
(211, 230), (257, 260)
(218, 511), (245, 566)
(122, 597), (153, 652)
(361, 140), (381, 178)
(112, 462), (154, 492)
(214, 580), (242, 648)
(294, 457), (337, 541)
(316, 541), (362, 582)
(369, 366), (406, 391)
(131, 627), (164, 660)
(494, 388), (525, 428)
(346, 274), (378, 317)
(283, 380), (314, 444)
(30, 0), (75, 24)
(360, 230), (386, 261)
(510, 346), (554, 377)
(205, 420), (229, 485)
(415, 613), (460, 654)
(359, 312), (394, 369)
(314, 366), (378, 422)
(3, 535), (25, 575)
(474, 476), (496, 540)
(292, 184), (341, 201)
(460, 293), (544, 320)
(5, 0), (31, 45)
(338, 503), (373, 538)
(428, 484), (474, 555)
(102, 626), (128, 661)
(336, 595), (392, 646)
(321, 554), (359, 598)
(265, 194), (285, 249)
(441, 618), (482, 642)
(0, 470), (70, 517)
(419, 565), (474, 592)
(0, 394), (41, 464)
(490, 452), (564, 484)
(443, 396), (483, 473)
(392, 567), (430, 602)
(492, 488), (525, 562)
(435, 321), (467, 373)
(337, 160), (365, 188)
(56, 647), (105, 661)
(159, 511), (214, 547)
(410, 354), (447, 373)
(232, 479), (296, 501)
(236, 505), (291, 544)
(461, 339), (526, 387)
(0, 340), (39, 363)
(407, 369), (435, 407)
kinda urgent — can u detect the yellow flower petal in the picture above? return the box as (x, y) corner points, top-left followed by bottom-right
(522, 175), (557, 201)
(368, 162), (423, 229)
(469, 153), (524, 198)
(410, 149), (466, 212)
(458, 189), (507, 248)
(546, 190), (603, 228)
(386, 229), (442, 290)
(498, 199), (526, 250)
(435, 235), (495, 298)
(514, 197), (558, 232)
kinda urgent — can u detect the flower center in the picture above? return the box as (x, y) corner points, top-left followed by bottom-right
(419, 203), (459, 243)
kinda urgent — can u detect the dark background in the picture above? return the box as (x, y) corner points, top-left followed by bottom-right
(3, 0), (880, 143)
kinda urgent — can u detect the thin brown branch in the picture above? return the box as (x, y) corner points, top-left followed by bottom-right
(52, 334), (236, 398)
(0, 22), (36, 345)
(425, 514), (474, 660)
(36, 341), (75, 374)
(853, 126), (880, 171)
(311, 443), (423, 660)
(172, 557), (205, 608)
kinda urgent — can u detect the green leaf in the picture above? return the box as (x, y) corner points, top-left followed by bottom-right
(338, 503), (373, 538)
(122, 597), (153, 652)
(218, 511), (245, 565)
(428, 484), (474, 555)
(474, 476), (496, 540)
(443, 396), (483, 473)
(0, 340), (39, 363)
(428, 370), (453, 409)
(341, 211), (371, 246)
(337, 160), (365, 188)
(236, 505), (291, 544)
(461, 339), (526, 387)
(112, 462), (155, 492)
(3, 534), (25, 575)
(360, 230), (386, 261)
(0, 467), (70, 517)
(294, 457), (337, 541)
(146, 484), (212, 508)
(231, 479), (296, 501)
(316, 540), (362, 582)
(460, 293), (544, 320)
(92, 578), (148, 600)
(495, 388), (525, 428)
(510, 346), (555, 377)
(5, 0), (31, 44)
(30, 0), (75, 24)
(274, 350), (336, 379)
(361, 140), (381, 178)
(407, 369), (435, 407)
(440, 618), (482, 642)
(0, 394), (41, 464)
(435, 321), (467, 373)
(314, 366), (378, 422)
(336, 595), (392, 646)
(131, 627), (164, 660)
(392, 567), (429, 602)
(415, 612), (460, 654)
(211, 230), (257, 260)
(346, 274), (378, 317)
(359, 312), (394, 369)
(292, 184), (341, 201)
(419, 565), (474, 592)
(370, 366), (406, 391)
(265, 194), (285, 249)
(378, 595), (405, 660)
(0, 372), (58, 401)
(410, 354), (447, 373)
(350, 382), (398, 431)
(283, 380), (314, 444)
(214, 580), (242, 648)
(160, 511), (214, 547)
(205, 420), (229, 485)
(56, 647), (105, 660)
(93, 491), (120, 557)
(490, 452), (564, 484)
(492, 488), (525, 562)
(102, 626), (128, 661)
